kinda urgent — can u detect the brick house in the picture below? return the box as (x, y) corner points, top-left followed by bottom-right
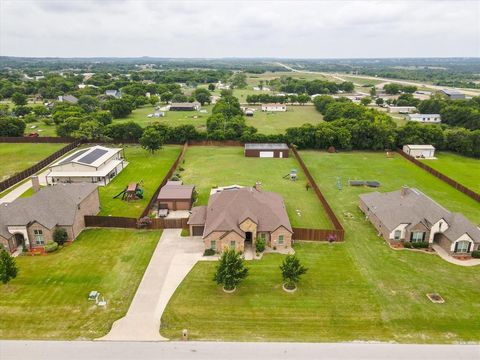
(188, 183), (293, 253)
(359, 186), (480, 255)
(0, 183), (100, 253)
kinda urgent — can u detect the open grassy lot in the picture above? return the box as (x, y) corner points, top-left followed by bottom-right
(0, 142), (67, 181)
(161, 151), (480, 343)
(246, 105), (324, 135)
(0, 228), (161, 340)
(98, 145), (181, 217)
(420, 152), (480, 193)
(180, 146), (332, 229)
(115, 105), (212, 131)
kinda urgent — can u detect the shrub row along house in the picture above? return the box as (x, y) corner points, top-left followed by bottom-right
(188, 183), (293, 253)
(359, 187), (480, 255)
(46, 145), (127, 186)
(0, 184), (100, 253)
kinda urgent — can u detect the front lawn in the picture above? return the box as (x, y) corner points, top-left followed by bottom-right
(0, 143), (67, 181)
(160, 151), (480, 343)
(180, 146), (332, 229)
(0, 228), (161, 340)
(246, 105), (324, 135)
(420, 152), (480, 193)
(98, 145), (181, 217)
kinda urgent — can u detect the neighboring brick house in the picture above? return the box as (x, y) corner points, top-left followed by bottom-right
(0, 183), (100, 253)
(188, 183), (293, 253)
(359, 186), (480, 255)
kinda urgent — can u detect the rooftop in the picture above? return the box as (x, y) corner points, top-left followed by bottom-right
(245, 143), (289, 150)
(51, 145), (122, 169)
(157, 183), (195, 200)
(404, 144), (435, 150)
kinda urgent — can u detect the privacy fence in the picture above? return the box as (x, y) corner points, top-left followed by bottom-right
(0, 140), (81, 192)
(397, 149), (480, 203)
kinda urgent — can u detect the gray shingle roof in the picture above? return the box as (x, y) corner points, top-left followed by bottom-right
(0, 184), (97, 239)
(197, 187), (292, 238)
(244, 143), (289, 150)
(359, 187), (480, 243)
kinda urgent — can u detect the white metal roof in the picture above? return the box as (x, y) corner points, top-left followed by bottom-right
(405, 144), (436, 150)
(51, 145), (122, 169)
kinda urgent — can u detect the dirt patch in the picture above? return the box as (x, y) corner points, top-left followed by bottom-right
(427, 293), (445, 304)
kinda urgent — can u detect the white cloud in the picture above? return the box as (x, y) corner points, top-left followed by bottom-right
(0, 0), (479, 58)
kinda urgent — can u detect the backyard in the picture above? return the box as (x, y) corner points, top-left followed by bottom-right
(160, 151), (480, 343)
(0, 142), (67, 181)
(420, 152), (480, 193)
(0, 228), (161, 340)
(98, 145), (181, 217)
(246, 105), (324, 134)
(179, 146), (332, 229)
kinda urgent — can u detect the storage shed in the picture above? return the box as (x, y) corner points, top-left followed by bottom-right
(402, 144), (436, 159)
(244, 143), (289, 158)
(157, 181), (195, 210)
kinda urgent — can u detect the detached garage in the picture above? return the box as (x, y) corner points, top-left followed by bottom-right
(157, 181), (195, 210)
(244, 143), (289, 158)
(402, 144), (436, 159)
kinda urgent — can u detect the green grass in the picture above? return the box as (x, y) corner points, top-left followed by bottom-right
(180, 146), (332, 229)
(98, 145), (181, 217)
(246, 105), (324, 135)
(0, 143), (67, 181)
(160, 151), (480, 343)
(115, 105), (213, 131)
(0, 228), (161, 340)
(420, 152), (480, 193)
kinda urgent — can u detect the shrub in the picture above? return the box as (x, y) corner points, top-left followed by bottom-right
(42, 117), (54, 126)
(403, 242), (413, 249)
(471, 250), (480, 259)
(181, 228), (190, 237)
(178, 166), (185, 171)
(213, 248), (248, 290)
(44, 242), (59, 253)
(255, 237), (266, 253)
(53, 227), (68, 246)
(171, 175), (181, 181)
(411, 241), (429, 249)
(203, 248), (216, 256)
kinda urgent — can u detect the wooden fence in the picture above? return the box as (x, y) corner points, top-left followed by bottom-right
(149, 217), (189, 229)
(290, 147), (345, 235)
(0, 136), (75, 143)
(84, 215), (189, 230)
(138, 142), (189, 218)
(0, 140), (81, 192)
(397, 149), (480, 203)
(292, 228), (344, 242)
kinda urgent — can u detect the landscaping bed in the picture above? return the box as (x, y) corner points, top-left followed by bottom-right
(0, 228), (161, 340)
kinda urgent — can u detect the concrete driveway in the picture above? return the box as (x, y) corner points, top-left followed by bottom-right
(99, 229), (204, 341)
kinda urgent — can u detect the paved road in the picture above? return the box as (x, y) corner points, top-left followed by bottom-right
(99, 229), (204, 341)
(1, 341), (479, 360)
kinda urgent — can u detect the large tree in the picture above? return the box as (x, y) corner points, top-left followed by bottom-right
(11, 92), (27, 106)
(0, 249), (18, 284)
(213, 248), (248, 291)
(140, 127), (163, 154)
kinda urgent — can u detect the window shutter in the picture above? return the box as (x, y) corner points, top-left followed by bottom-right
(454, 242), (459, 252)
(467, 242), (471, 253)
(422, 232), (426, 241)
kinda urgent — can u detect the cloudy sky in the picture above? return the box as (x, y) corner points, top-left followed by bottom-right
(1, 0), (479, 58)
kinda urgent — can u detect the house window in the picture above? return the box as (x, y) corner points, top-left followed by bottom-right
(33, 230), (44, 245)
(230, 240), (236, 248)
(411, 232), (424, 243)
(259, 233), (266, 241)
(278, 235), (284, 245)
(210, 240), (216, 250)
(394, 230), (401, 240)
(455, 240), (470, 253)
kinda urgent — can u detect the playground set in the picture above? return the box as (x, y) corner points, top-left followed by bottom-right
(113, 182), (144, 201)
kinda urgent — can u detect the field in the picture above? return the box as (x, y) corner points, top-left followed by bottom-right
(115, 105), (213, 131)
(179, 146), (332, 229)
(420, 152), (480, 193)
(0, 228), (161, 340)
(0, 142), (67, 181)
(160, 151), (480, 343)
(98, 145), (181, 217)
(246, 105), (324, 134)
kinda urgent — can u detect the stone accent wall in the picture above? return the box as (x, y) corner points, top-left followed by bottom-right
(27, 222), (54, 249)
(270, 226), (292, 250)
(405, 222), (430, 244)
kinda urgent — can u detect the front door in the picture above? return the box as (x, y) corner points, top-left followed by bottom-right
(245, 232), (253, 243)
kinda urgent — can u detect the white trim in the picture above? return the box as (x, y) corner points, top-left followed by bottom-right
(451, 234), (474, 253)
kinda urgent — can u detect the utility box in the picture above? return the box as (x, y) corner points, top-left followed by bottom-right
(182, 329), (188, 341)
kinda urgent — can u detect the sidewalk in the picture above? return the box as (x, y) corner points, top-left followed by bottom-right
(432, 244), (480, 267)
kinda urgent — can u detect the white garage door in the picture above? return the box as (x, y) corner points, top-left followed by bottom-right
(259, 151), (274, 158)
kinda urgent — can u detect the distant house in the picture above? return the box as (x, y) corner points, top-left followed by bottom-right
(359, 187), (480, 255)
(253, 86), (271, 91)
(216, 82), (231, 90)
(157, 181), (195, 211)
(402, 144), (435, 159)
(188, 184), (293, 253)
(244, 143), (289, 158)
(440, 89), (465, 100)
(46, 145), (127, 186)
(169, 102), (201, 111)
(387, 106), (416, 114)
(57, 95), (79, 104)
(0, 184), (99, 254)
(408, 114), (441, 123)
(261, 103), (287, 112)
(105, 90), (122, 98)
(153, 111), (165, 118)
